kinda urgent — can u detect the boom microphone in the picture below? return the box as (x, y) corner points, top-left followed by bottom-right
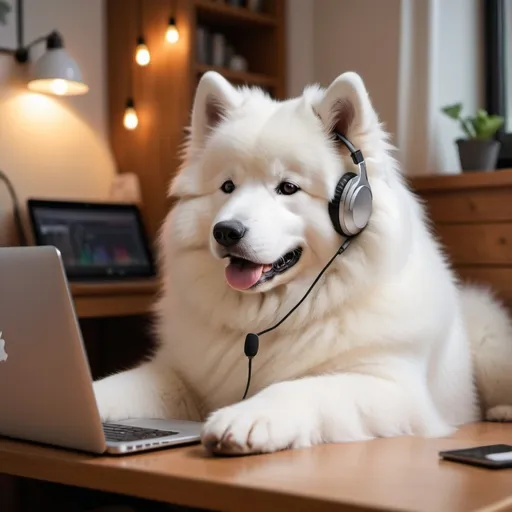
(241, 237), (352, 399)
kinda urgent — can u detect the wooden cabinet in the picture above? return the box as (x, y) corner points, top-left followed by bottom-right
(410, 169), (512, 310)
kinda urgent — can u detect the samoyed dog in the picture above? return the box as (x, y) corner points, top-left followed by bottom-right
(94, 70), (512, 455)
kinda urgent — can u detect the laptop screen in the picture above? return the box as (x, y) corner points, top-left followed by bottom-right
(27, 199), (156, 281)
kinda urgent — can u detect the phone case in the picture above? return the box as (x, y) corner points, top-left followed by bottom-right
(439, 444), (512, 469)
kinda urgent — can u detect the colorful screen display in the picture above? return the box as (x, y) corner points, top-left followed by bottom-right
(28, 200), (155, 280)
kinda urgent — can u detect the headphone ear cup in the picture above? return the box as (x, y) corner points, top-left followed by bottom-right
(328, 172), (357, 236)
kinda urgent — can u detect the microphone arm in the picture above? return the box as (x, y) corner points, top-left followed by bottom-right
(241, 237), (353, 400)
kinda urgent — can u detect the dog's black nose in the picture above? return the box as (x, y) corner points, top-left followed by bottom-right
(213, 221), (246, 247)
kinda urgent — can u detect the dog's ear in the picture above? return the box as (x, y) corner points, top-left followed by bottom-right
(169, 72), (241, 199)
(315, 72), (378, 141)
(190, 71), (241, 148)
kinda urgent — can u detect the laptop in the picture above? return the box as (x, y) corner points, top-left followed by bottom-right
(0, 245), (202, 455)
(26, 198), (156, 282)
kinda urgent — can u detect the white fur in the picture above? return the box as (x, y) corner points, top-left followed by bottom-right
(93, 71), (512, 455)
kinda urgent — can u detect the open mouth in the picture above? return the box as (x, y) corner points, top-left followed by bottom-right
(225, 248), (302, 291)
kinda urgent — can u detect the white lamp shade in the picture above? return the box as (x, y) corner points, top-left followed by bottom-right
(27, 48), (89, 96)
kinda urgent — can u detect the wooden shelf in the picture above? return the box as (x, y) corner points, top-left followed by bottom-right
(194, 0), (277, 27)
(70, 279), (159, 319)
(196, 64), (277, 88)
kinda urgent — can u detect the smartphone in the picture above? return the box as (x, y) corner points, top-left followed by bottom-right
(439, 444), (512, 469)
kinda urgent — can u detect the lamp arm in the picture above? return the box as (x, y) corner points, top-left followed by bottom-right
(0, 33), (53, 61)
(0, 170), (28, 246)
(23, 34), (49, 50)
(12, 33), (54, 63)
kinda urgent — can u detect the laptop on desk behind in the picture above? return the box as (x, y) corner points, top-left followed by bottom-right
(27, 198), (156, 282)
(0, 246), (202, 455)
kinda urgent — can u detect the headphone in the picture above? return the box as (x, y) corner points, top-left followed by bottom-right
(328, 132), (373, 237)
(241, 132), (372, 400)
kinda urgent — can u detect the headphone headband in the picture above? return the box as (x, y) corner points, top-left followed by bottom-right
(328, 132), (373, 237)
(333, 132), (370, 188)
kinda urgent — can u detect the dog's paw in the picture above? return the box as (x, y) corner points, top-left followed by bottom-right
(92, 379), (131, 422)
(486, 405), (512, 422)
(201, 398), (316, 455)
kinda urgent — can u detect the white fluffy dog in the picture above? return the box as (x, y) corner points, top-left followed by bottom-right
(94, 71), (512, 455)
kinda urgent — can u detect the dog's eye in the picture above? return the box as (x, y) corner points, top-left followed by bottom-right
(277, 182), (300, 195)
(220, 180), (235, 194)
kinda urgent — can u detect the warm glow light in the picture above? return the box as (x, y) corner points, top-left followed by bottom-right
(50, 79), (68, 95)
(135, 43), (150, 66)
(124, 106), (138, 130)
(27, 78), (89, 96)
(165, 22), (179, 44)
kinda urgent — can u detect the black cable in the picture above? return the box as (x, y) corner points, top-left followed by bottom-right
(241, 237), (352, 399)
(241, 358), (252, 401)
(137, 0), (143, 36)
(0, 170), (28, 246)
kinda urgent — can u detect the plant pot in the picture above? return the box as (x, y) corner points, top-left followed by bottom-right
(456, 139), (501, 172)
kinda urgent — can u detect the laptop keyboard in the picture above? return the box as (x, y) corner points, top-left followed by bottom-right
(102, 423), (179, 443)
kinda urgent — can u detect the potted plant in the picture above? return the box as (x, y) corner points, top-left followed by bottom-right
(441, 103), (504, 172)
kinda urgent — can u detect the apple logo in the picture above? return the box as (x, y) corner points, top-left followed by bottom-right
(0, 331), (7, 363)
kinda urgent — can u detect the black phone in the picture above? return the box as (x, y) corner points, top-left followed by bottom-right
(439, 444), (512, 469)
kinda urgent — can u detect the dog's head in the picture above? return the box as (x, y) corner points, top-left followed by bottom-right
(164, 71), (405, 324)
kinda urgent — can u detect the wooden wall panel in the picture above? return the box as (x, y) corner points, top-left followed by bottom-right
(106, 0), (194, 243)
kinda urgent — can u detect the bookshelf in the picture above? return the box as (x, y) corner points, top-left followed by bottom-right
(106, 0), (286, 242)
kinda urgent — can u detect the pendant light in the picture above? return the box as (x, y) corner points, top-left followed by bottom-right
(124, 13), (138, 132)
(135, 0), (150, 66)
(165, 0), (179, 44)
(123, 98), (138, 130)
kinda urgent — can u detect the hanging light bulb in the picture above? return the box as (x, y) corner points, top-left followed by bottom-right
(135, 36), (150, 66)
(165, 17), (179, 44)
(123, 98), (138, 130)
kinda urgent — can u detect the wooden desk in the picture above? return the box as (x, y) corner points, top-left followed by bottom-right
(1, 423), (512, 512)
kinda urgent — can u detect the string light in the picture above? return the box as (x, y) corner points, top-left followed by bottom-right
(135, 36), (150, 66)
(135, 0), (150, 66)
(123, 98), (138, 130)
(165, 0), (179, 44)
(165, 17), (179, 44)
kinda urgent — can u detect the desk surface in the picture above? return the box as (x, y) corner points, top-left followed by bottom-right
(1, 423), (512, 511)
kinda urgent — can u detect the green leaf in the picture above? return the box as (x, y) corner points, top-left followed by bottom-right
(473, 114), (505, 140)
(0, 1), (11, 25)
(460, 116), (475, 138)
(441, 103), (463, 120)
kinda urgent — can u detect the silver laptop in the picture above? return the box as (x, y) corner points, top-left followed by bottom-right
(0, 245), (202, 455)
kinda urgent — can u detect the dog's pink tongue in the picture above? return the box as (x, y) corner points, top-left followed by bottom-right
(225, 262), (263, 290)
